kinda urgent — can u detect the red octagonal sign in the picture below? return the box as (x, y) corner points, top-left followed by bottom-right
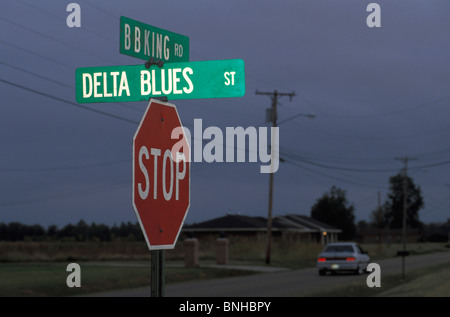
(132, 99), (190, 250)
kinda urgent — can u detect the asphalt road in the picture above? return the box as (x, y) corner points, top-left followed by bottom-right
(86, 250), (450, 297)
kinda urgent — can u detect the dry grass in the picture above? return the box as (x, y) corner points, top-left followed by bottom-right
(1, 239), (447, 267)
(377, 264), (450, 297)
(0, 239), (448, 296)
(0, 241), (150, 262)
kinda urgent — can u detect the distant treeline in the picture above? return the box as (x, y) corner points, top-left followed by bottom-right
(0, 220), (145, 242)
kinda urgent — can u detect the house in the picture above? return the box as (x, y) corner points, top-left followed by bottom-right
(182, 213), (342, 244)
(273, 214), (341, 244)
(182, 214), (267, 239)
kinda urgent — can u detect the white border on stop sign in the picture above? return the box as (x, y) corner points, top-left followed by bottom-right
(132, 98), (191, 250)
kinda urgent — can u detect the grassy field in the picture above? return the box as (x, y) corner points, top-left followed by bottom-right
(0, 239), (448, 296)
(377, 264), (450, 297)
(1, 239), (446, 265)
(0, 261), (258, 297)
(304, 262), (450, 297)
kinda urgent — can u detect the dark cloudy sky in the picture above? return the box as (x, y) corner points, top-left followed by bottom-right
(1, 0), (449, 228)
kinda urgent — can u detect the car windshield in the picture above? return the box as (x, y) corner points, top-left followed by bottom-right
(324, 245), (354, 252)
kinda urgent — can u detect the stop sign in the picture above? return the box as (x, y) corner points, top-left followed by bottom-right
(132, 99), (190, 250)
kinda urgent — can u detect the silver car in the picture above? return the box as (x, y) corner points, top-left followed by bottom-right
(317, 242), (370, 275)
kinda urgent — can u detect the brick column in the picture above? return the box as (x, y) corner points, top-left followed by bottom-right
(216, 238), (229, 265)
(184, 238), (199, 268)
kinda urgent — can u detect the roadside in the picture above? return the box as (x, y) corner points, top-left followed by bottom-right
(301, 258), (450, 297)
(84, 250), (450, 297)
(166, 262), (290, 272)
(1, 242), (448, 296)
(377, 263), (450, 297)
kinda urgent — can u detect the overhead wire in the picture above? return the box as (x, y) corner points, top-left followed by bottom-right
(18, 0), (116, 42)
(280, 145), (450, 173)
(0, 158), (130, 173)
(0, 61), (74, 89)
(0, 60), (144, 114)
(281, 150), (400, 173)
(0, 180), (130, 208)
(0, 78), (139, 125)
(0, 39), (74, 69)
(290, 86), (450, 119)
(0, 14), (114, 64)
(283, 159), (385, 189)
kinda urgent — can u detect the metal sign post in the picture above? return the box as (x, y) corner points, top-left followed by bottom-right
(151, 250), (165, 297)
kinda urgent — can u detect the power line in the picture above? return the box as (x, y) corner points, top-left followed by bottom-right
(18, 0), (115, 42)
(0, 39), (73, 69)
(0, 60), (144, 114)
(279, 146), (396, 164)
(0, 14), (114, 64)
(0, 61), (73, 90)
(280, 145), (450, 173)
(0, 158), (130, 173)
(0, 78), (139, 125)
(283, 159), (385, 189)
(81, 0), (118, 19)
(281, 150), (400, 173)
(0, 180), (130, 208)
(294, 92), (450, 119)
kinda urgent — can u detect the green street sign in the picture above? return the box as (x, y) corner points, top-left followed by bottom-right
(120, 16), (189, 63)
(75, 59), (245, 103)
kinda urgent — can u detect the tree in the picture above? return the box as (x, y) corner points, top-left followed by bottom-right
(7, 222), (26, 241)
(75, 220), (89, 241)
(383, 172), (424, 229)
(310, 186), (356, 240)
(89, 223), (111, 241)
(370, 205), (387, 229)
(47, 225), (58, 240)
(58, 224), (77, 241)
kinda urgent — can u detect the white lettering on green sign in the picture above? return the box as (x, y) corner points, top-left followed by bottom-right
(82, 71), (130, 98)
(139, 68), (194, 96)
(75, 59), (245, 103)
(120, 16), (189, 63)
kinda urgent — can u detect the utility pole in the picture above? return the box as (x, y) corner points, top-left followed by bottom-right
(377, 190), (382, 251)
(395, 156), (417, 281)
(256, 89), (295, 264)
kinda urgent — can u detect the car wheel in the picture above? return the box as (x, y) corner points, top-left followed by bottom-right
(318, 269), (326, 276)
(355, 264), (363, 275)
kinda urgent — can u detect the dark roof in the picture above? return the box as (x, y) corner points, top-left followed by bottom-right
(184, 214), (267, 231)
(183, 213), (342, 233)
(274, 214), (341, 232)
